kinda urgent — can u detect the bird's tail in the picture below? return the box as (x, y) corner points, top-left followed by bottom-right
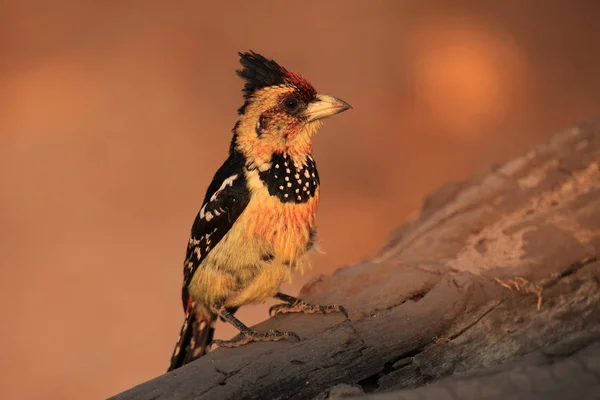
(167, 305), (215, 371)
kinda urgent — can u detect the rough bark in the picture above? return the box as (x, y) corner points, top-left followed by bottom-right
(361, 332), (600, 400)
(112, 121), (600, 400)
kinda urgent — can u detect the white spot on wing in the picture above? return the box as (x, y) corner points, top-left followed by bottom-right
(201, 174), (238, 220)
(210, 174), (239, 202)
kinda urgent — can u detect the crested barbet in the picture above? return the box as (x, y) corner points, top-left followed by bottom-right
(167, 51), (352, 371)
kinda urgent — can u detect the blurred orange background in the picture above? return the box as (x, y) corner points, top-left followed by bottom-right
(1, 1), (599, 399)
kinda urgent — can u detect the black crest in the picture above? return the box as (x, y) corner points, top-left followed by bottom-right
(237, 51), (286, 100)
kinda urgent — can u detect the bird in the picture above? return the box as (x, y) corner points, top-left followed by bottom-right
(167, 51), (352, 371)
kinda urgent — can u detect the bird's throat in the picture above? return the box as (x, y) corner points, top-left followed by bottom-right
(257, 153), (319, 204)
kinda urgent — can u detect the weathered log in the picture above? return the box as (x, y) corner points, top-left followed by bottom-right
(112, 121), (600, 400)
(361, 332), (600, 400)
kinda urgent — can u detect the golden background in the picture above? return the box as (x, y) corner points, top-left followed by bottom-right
(1, 1), (599, 398)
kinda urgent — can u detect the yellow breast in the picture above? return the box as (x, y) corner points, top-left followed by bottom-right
(244, 185), (319, 264)
(188, 168), (320, 310)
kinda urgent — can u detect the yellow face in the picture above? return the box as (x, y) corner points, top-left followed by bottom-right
(233, 84), (351, 167)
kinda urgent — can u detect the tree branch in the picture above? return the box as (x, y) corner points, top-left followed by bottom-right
(112, 121), (600, 400)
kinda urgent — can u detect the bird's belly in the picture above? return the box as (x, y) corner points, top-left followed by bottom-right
(189, 189), (319, 308)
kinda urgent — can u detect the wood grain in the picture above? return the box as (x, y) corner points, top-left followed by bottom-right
(112, 121), (600, 400)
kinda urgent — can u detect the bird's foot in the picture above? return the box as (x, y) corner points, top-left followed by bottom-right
(269, 293), (348, 318)
(212, 329), (300, 348)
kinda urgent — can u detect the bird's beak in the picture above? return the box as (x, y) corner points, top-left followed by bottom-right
(304, 94), (352, 122)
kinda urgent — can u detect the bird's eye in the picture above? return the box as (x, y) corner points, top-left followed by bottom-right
(282, 96), (301, 113)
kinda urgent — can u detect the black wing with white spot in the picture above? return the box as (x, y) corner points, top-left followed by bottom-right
(181, 150), (250, 309)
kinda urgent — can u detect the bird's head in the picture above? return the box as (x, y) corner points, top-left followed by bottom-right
(231, 51), (351, 166)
